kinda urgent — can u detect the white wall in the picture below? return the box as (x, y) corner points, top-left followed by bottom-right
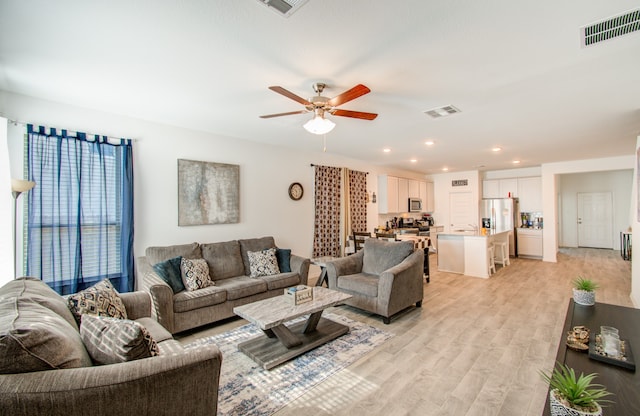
(558, 170), (633, 250)
(1, 91), (423, 287)
(0, 118), (13, 287)
(541, 156), (635, 263)
(632, 138), (640, 308)
(432, 170), (481, 232)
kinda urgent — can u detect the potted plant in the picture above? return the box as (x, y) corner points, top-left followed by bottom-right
(540, 363), (612, 416)
(572, 276), (599, 306)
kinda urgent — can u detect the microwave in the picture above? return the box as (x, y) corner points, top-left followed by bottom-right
(408, 198), (422, 212)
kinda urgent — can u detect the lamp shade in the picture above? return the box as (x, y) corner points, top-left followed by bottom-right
(11, 179), (36, 193)
(303, 116), (336, 135)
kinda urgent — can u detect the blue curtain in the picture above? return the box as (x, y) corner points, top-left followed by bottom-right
(26, 124), (134, 294)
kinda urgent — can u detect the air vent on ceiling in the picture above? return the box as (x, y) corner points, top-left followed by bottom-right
(424, 105), (461, 118)
(256, 0), (310, 18)
(581, 8), (640, 47)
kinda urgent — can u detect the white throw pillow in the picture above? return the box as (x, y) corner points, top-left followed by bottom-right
(247, 248), (280, 277)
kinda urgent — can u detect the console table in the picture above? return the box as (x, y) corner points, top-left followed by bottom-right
(543, 300), (640, 415)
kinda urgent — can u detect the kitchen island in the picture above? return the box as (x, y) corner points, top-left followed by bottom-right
(437, 229), (510, 278)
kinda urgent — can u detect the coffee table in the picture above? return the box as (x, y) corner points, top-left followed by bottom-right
(233, 286), (352, 369)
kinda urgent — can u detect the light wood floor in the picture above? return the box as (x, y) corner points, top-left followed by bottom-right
(176, 248), (634, 416)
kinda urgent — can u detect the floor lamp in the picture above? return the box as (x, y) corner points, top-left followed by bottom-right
(11, 179), (35, 278)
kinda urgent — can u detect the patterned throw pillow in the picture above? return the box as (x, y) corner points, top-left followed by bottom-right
(248, 248), (280, 277)
(67, 279), (127, 325)
(80, 315), (159, 365)
(181, 258), (214, 291)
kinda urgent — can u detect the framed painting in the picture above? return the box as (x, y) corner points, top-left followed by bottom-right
(178, 159), (240, 225)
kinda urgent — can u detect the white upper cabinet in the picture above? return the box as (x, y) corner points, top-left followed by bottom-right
(483, 180), (500, 198)
(483, 178), (518, 199)
(408, 180), (420, 198)
(517, 177), (542, 212)
(378, 175), (399, 213)
(398, 178), (409, 212)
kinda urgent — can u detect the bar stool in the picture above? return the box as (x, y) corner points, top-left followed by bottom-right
(494, 241), (510, 267)
(488, 244), (496, 275)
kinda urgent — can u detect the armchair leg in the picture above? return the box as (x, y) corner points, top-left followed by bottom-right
(416, 301), (422, 308)
(382, 316), (391, 324)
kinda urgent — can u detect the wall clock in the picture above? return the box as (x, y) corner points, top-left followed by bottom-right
(288, 182), (303, 200)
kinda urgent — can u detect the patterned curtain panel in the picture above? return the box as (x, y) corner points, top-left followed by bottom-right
(313, 165), (342, 258)
(349, 170), (368, 233)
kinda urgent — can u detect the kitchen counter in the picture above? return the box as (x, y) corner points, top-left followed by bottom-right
(437, 229), (510, 278)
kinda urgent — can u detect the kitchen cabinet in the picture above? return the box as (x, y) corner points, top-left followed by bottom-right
(398, 178), (409, 212)
(483, 178), (518, 199)
(517, 228), (543, 258)
(378, 175), (399, 213)
(517, 177), (542, 212)
(408, 180), (420, 198)
(419, 181), (435, 212)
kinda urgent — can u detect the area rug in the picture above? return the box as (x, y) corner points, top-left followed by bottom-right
(184, 313), (393, 416)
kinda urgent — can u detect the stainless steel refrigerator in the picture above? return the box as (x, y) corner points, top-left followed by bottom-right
(480, 198), (520, 256)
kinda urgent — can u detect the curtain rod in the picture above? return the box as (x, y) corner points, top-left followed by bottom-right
(310, 163), (368, 174)
(2, 115), (138, 142)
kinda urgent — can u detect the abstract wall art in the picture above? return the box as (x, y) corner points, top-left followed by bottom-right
(178, 159), (240, 225)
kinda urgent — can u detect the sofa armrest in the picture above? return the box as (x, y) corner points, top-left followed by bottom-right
(326, 251), (364, 288)
(377, 250), (424, 311)
(0, 344), (222, 416)
(139, 257), (176, 333)
(290, 254), (310, 285)
(119, 291), (152, 320)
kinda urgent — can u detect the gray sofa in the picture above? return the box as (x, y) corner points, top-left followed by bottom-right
(137, 236), (311, 334)
(326, 238), (424, 324)
(0, 277), (222, 416)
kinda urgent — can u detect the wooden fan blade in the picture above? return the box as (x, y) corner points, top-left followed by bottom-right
(330, 109), (378, 120)
(260, 110), (309, 119)
(268, 86), (311, 106)
(327, 84), (371, 107)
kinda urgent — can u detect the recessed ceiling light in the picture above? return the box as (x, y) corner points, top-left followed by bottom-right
(410, 159), (417, 163)
(512, 160), (521, 164)
(492, 147), (502, 152)
(425, 140), (435, 146)
(383, 148), (391, 153)
(442, 167), (449, 171)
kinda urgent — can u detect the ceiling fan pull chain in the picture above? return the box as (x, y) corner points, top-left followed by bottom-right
(323, 134), (327, 152)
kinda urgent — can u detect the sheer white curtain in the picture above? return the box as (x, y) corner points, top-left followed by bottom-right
(0, 117), (14, 285)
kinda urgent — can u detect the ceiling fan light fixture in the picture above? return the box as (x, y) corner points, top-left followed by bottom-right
(303, 114), (335, 135)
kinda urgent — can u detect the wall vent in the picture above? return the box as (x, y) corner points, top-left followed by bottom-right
(581, 8), (640, 47)
(424, 105), (461, 118)
(256, 0), (310, 18)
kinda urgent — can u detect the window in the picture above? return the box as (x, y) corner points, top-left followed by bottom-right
(27, 125), (134, 295)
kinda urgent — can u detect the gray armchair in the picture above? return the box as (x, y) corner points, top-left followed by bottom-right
(326, 238), (424, 324)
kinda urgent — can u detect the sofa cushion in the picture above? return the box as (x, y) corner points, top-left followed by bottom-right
(260, 271), (301, 291)
(214, 276), (268, 301)
(67, 279), (128, 325)
(0, 277), (79, 331)
(0, 296), (93, 374)
(173, 285), (227, 313)
(201, 240), (245, 280)
(239, 237), (276, 276)
(362, 239), (414, 275)
(80, 315), (159, 365)
(276, 248), (292, 273)
(157, 339), (185, 355)
(146, 242), (202, 265)
(248, 248), (280, 277)
(181, 258), (214, 290)
(337, 273), (379, 297)
(152, 256), (186, 293)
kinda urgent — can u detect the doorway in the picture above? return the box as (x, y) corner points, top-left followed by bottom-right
(577, 192), (613, 249)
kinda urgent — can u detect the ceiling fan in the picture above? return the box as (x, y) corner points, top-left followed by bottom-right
(260, 83), (378, 135)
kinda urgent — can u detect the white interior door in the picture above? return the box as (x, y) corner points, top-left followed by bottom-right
(449, 192), (475, 231)
(577, 192), (612, 249)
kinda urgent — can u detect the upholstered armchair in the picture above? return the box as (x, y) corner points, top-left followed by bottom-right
(326, 238), (424, 324)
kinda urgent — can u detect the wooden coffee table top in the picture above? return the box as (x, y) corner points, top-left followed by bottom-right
(233, 287), (351, 330)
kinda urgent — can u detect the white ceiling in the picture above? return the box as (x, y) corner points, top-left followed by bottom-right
(1, 1), (639, 174)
